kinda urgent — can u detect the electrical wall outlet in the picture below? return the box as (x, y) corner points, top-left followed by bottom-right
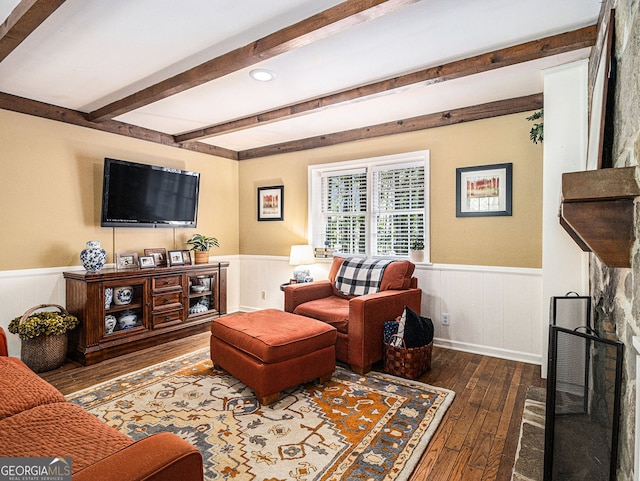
(261, 290), (267, 300)
(442, 313), (450, 326)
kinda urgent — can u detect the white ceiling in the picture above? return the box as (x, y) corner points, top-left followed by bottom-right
(0, 0), (601, 154)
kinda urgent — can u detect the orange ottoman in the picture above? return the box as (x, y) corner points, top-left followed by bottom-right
(210, 309), (337, 405)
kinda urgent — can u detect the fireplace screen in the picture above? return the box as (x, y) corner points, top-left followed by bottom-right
(550, 293), (591, 331)
(544, 326), (623, 481)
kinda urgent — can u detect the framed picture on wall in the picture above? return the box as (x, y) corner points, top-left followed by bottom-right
(456, 163), (512, 217)
(257, 185), (284, 221)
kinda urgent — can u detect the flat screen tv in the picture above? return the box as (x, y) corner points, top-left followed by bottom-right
(101, 158), (200, 228)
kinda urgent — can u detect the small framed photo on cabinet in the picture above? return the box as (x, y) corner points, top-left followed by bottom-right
(168, 250), (184, 266)
(144, 248), (167, 267)
(139, 256), (156, 269)
(116, 252), (139, 269)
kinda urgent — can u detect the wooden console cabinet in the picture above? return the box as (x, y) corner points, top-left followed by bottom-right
(64, 262), (228, 365)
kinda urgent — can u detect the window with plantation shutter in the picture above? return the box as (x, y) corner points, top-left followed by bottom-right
(373, 162), (425, 256)
(309, 150), (429, 260)
(321, 169), (367, 255)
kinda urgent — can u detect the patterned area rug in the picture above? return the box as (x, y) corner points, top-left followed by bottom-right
(68, 349), (454, 481)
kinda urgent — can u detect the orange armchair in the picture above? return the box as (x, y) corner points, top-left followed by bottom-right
(284, 257), (422, 374)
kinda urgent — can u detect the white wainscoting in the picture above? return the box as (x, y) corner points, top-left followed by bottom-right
(0, 256), (541, 364)
(237, 255), (336, 312)
(417, 263), (542, 364)
(238, 256), (543, 365)
(0, 266), (77, 358)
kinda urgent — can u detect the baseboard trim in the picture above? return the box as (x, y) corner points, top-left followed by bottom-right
(433, 338), (541, 365)
(238, 305), (262, 313)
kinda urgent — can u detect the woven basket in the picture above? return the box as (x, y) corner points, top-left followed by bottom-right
(19, 304), (69, 373)
(193, 251), (209, 264)
(384, 335), (433, 380)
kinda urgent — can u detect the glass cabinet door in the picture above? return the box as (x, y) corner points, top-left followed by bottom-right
(187, 271), (219, 317)
(103, 279), (147, 337)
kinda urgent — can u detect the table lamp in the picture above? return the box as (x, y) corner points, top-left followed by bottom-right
(289, 244), (315, 282)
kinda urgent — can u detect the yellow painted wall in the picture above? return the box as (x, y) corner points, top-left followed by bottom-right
(239, 112), (543, 268)
(0, 108), (541, 270)
(0, 109), (239, 270)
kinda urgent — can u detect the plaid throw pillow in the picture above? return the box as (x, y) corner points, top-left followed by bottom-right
(335, 258), (393, 296)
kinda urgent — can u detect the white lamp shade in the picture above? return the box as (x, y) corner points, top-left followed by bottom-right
(289, 245), (315, 266)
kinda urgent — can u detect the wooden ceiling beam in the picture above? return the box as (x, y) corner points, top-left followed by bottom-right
(176, 25), (595, 143)
(0, 90), (542, 160)
(0, 0), (66, 62)
(87, 0), (419, 122)
(236, 93), (544, 160)
(0, 92), (238, 160)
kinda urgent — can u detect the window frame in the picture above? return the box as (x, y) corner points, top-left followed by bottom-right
(308, 150), (430, 261)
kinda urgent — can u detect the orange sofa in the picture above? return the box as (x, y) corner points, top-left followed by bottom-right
(284, 256), (422, 374)
(0, 327), (204, 481)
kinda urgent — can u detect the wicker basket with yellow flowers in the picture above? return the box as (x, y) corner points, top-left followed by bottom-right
(8, 304), (78, 373)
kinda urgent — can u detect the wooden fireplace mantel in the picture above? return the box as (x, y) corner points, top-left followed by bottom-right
(560, 166), (640, 268)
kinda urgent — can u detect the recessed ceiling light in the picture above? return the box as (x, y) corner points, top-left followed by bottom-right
(250, 69), (276, 82)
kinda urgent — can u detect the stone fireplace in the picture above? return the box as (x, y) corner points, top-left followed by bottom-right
(552, 0), (640, 479)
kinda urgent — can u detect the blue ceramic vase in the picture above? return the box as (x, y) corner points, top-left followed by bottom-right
(104, 315), (117, 334)
(80, 240), (106, 273)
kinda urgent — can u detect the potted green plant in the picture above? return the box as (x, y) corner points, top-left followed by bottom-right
(8, 304), (79, 373)
(186, 234), (220, 264)
(409, 238), (425, 263)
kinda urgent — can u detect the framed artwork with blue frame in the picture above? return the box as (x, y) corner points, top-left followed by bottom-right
(456, 163), (512, 217)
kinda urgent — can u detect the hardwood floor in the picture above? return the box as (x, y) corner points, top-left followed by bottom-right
(417, 346), (544, 481)
(40, 333), (544, 481)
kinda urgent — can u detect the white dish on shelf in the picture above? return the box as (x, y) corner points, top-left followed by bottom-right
(191, 285), (205, 293)
(118, 311), (137, 329)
